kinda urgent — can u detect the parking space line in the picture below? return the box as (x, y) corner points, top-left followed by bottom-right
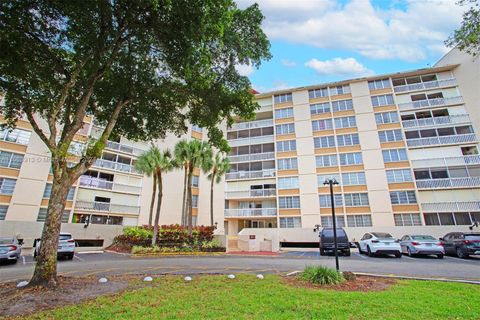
(22, 256), (25, 265)
(354, 253), (368, 259)
(74, 255), (85, 262)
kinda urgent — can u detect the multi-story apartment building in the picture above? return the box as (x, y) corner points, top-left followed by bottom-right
(225, 50), (480, 250)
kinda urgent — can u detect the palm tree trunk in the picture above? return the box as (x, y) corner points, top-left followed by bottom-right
(210, 174), (215, 226)
(181, 166), (187, 226)
(149, 174), (157, 226)
(186, 168), (194, 236)
(152, 170), (163, 246)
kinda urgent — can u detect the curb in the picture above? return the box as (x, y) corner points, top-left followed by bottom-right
(353, 272), (480, 285)
(131, 252), (226, 258)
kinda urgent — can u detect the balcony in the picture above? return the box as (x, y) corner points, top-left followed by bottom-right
(393, 78), (457, 93)
(406, 133), (476, 148)
(105, 141), (145, 156)
(416, 177), (480, 189)
(228, 135), (275, 147)
(224, 188), (276, 199)
(224, 208), (277, 217)
(411, 155), (480, 168)
(94, 158), (142, 175)
(421, 201), (480, 212)
(79, 176), (142, 194)
(228, 119), (274, 131)
(402, 114), (470, 129)
(397, 96), (464, 111)
(228, 152), (275, 163)
(75, 200), (140, 214)
(225, 169), (276, 181)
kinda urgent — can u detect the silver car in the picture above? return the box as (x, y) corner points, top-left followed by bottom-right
(400, 234), (444, 259)
(0, 237), (22, 263)
(34, 233), (76, 260)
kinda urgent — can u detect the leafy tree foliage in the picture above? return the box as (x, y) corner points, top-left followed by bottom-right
(446, 0), (480, 56)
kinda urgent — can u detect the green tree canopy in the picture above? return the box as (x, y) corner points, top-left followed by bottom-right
(446, 0), (480, 56)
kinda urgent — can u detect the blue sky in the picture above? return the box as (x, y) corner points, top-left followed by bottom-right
(235, 0), (465, 92)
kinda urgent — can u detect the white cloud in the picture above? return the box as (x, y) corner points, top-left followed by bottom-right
(281, 59), (297, 67)
(305, 57), (374, 77)
(237, 0), (464, 62)
(235, 64), (255, 76)
(253, 80), (292, 93)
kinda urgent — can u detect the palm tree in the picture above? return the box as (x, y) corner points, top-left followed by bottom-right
(206, 152), (230, 226)
(173, 140), (190, 227)
(150, 147), (174, 246)
(135, 146), (157, 226)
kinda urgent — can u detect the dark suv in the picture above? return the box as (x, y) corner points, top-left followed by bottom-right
(440, 232), (480, 259)
(319, 228), (350, 256)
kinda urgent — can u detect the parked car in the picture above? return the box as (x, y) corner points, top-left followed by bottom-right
(359, 232), (402, 258)
(34, 233), (76, 260)
(400, 234), (444, 259)
(440, 232), (480, 259)
(0, 237), (22, 263)
(319, 228), (350, 256)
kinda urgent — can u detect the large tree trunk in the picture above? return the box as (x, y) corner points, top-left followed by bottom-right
(186, 168), (194, 236)
(181, 166), (187, 226)
(152, 171), (163, 246)
(29, 173), (72, 287)
(210, 175), (215, 226)
(148, 174), (157, 226)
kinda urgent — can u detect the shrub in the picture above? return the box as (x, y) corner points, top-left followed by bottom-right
(201, 239), (223, 249)
(342, 271), (356, 281)
(123, 226), (153, 239)
(301, 266), (344, 285)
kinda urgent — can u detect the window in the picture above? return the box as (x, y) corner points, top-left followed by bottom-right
(337, 133), (360, 146)
(379, 129), (403, 142)
(312, 119), (333, 131)
(371, 94), (394, 107)
(278, 176), (299, 189)
(43, 184), (75, 200)
(309, 88), (328, 99)
(319, 194), (343, 207)
(192, 215), (198, 227)
(192, 195), (198, 208)
(321, 215), (346, 227)
(339, 152), (362, 165)
(317, 174), (340, 186)
(342, 172), (366, 185)
(386, 169), (413, 183)
(390, 191), (417, 204)
(331, 99), (353, 112)
(368, 79), (390, 90)
(344, 193), (369, 206)
(37, 208), (70, 223)
(330, 85), (351, 95)
(276, 123), (295, 135)
(314, 136), (335, 149)
(0, 127), (32, 145)
(192, 125), (202, 132)
(275, 107), (294, 119)
(192, 175), (199, 187)
(347, 215), (373, 227)
(277, 158), (298, 170)
(382, 149), (408, 162)
(424, 212), (477, 226)
(316, 154), (338, 167)
(279, 196), (300, 209)
(280, 217), (301, 228)
(375, 111), (399, 124)
(274, 93), (292, 104)
(0, 205), (7, 220)
(310, 102), (330, 115)
(394, 213), (422, 226)
(276, 140), (296, 152)
(0, 178), (16, 195)
(334, 116), (356, 129)
(0, 151), (24, 169)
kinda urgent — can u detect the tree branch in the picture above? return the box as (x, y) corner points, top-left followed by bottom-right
(24, 106), (55, 153)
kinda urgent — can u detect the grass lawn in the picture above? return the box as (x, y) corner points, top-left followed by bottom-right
(25, 275), (479, 320)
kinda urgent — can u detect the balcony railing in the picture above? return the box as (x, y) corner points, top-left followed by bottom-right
(225, 169), (276, 180)
(421, 201), (480, 212)
(402, 114), (470, 129)
(94, 158), (142, 175)
(393, 78), (457, 93)
(411, 155), (480, 168)
(397, 96), (464, 111)
(79, 176), (142, 194)
(228, 119), (274, 131)
(406, 134), (476, 148)
(224, 208), (277, 217)
(228, 152), (275, 163)
(228, 135), (275, 147)
(105, 141), (145, 156)
(225, 188), (276, 199)
(416, 177), (480, 189)
(75, 200), (140, 214)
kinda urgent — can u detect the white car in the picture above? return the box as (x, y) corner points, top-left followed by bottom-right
(358, 232), (402, 258)
(34, 233), (76, 260)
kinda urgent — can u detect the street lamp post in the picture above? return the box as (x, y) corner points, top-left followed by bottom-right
(323, 178), (340, 271)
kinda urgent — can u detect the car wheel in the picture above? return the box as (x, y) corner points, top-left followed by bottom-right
(358, 245), (363, 254)
(344, 250), (351, 257)
(320, 249), (325, 256)
(437, 254), (444, 259)
(456, 248), (467, 259)
(407, 247), (412, 257)
(367, 246), (373, 257)
(395, 252), (402, 258)
(33, 251), (37, 259)
(68, 254), (74, 260)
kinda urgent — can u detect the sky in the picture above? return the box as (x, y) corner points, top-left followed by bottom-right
(235, 0), (466, 93)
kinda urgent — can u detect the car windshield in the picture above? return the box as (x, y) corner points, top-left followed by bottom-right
(59, 234), (72, 241)
(465, 235), (480, 241)
(0, 238), (13, 245)
(411, 235), (436, 241)
(322, 229), (346, 237)
(372, 232), (393, 239)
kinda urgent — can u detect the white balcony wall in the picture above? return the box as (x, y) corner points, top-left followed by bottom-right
(225, 179), (275, 191)
(417, 189), (480, 203)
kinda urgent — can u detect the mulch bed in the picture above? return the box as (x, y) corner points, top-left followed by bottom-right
(283, 275), (398, 292)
